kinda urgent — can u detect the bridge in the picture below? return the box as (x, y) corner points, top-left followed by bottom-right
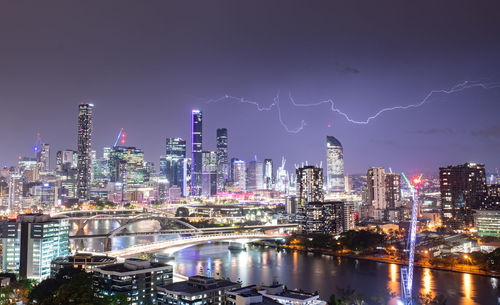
(105, 232), (287, 258)
(69, 223), (297, 239)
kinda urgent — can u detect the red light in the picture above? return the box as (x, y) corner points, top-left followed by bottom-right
(121, 133), (126, 138)
(413, 178), (421, 185)
(121, 139), (126, 144)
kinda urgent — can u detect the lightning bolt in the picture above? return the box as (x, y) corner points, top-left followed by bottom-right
(206, 80), (500, 132)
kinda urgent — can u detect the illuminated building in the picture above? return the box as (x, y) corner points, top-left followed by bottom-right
(474, 210), (500, 237)
(56, 150), (78, 172)
(191, 109), (203, 196)
(157, 276), (240, 305)
(275, 157), (289, 194)
(385, 173), (401, 209)
(326, 136), (344, 193)
(0, 214), (69, 280)
(162, 137), (186, 195)
(216, 128), (229, 193)
(298, 201), (347, 234)
(232, 159), (247, 192)
(296, 165), (323, 204)
(440, 163), (487, 229)
(202, 151), (217, 196)
(38, 143), (50, 171)
(77, 103), (93, 200)
(109, 146), (146, 191)
(93, 258), (172, 305)
(264, 159), (273, 190)
(183, 157), (191, 196)
(247, 159), (264, 191)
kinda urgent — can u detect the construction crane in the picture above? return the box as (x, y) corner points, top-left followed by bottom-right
(113, 128), (126, 147)
(400, 173), (422, 305)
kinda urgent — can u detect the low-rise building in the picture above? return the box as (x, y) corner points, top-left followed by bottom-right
(93, 258), (172, 305)
(157, 275), (240, 305)
(228, 282), (326, 305)
(474, 209), (500, 237)
(51, 253), (116, 277)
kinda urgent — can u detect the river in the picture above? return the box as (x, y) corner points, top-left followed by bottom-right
(72, 220), (500, 304)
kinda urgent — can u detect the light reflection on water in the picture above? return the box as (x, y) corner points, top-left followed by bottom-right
(79, 221), (500, 305)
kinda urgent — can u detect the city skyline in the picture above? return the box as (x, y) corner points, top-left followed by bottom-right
(1, 1), (500, 174)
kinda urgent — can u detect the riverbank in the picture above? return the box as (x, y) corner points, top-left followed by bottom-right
(250, 241), (500, 278)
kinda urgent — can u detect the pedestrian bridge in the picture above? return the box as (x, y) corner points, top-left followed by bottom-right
(105, 232), (287, 258)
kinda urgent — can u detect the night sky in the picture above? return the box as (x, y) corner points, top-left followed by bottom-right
(1, 1), (500, 175)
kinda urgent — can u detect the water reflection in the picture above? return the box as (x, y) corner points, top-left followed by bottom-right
(463, 273), (472, 302)
(421, 268), (432, 296)
(387, 264), (399, 296)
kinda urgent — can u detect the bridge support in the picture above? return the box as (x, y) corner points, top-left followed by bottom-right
(103, 238), (112, 252)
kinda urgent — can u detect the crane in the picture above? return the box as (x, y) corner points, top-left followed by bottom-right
(113, 128), (126, 147)
(400, 173), (422, 305)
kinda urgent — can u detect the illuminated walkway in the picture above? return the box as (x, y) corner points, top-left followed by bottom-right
(105, 232), (286, 258)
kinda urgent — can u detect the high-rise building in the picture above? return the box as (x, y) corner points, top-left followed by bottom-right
(109, 146), (146, 186)
(298, 201), (348, 234)
(232, 159), (247, 192)
(191, 110), (203, 196)
(216, 128), (228, 193)
(366, 167), (391, 220)
(1, 214), (69, 280)
(296, 165), (324, 204)
(385, 173), (401, 209)
(162, 138), (186, 194)
(77, 103), (93, 200)
(440, 163), (487, 229)
(202, 151), (217, 196)
(326, 136), (344, 193)
(264, 159), (273, 190)
(39, 143), (50, 171)
(93, 258), (173, 305)
(247, 159), (264, 191)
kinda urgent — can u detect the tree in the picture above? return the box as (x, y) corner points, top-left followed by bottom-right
(327, 294), (342, 305)
(176, 207), (190, 217)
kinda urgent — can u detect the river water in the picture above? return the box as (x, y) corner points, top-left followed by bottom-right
(73, 220), (500, 305)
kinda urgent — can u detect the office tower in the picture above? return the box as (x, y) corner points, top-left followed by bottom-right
(296, 165), (324, 204)
(103, 147), (112, 160)
(93, 258), (173, 305)
(276, 157), (289, 194)
(77, 103), (93, 200)
(109, 146), (145, 186)
(162, 138), (187, 194)
(216, 128), (229, 192)
(158, 276), (240, 305)
(202, 151), (217, 196)
(39, 143), (50, 171)
(264, 159), (273, 190)
(247, 159), (264, 191)
(1, 214), (69, 280)
(184, 158), (191, 196)
(474, 210), (500, 237)
(440, 163), (487, 229)
(232, 160), (247, 192)
(191, 109), (203, 196)
(326, 136), (344, 193)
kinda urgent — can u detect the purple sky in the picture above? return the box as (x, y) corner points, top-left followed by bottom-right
(1, 1), (500, 174)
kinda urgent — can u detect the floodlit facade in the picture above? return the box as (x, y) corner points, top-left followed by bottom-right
(264, 159), (273, 190)
(1, 214), (69, 280)
(326, 136), (344, 193)
(232, 159), (247, 192)
(202, 151), (217, 196)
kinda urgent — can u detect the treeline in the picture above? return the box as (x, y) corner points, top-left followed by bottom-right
(428, 249), (500, 272)
(286, 230), (386, 253)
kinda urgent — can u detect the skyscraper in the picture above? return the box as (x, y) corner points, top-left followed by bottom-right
(202, 151), (217, 196)
(440, 163), (488, 229)
(39, 143), (50, 171)
(326, 136), (344, 193)
(247, 159), (264, 191)
(216, 128), (228, 193)
(232, 159), (247, 192)
(264, 159), (273, 190)
(385, 173), (401, 209)
(366, 167), (386, 220)
(296, 165), (324, 204)
(163, 138), (186, 194)
(77, 103), (93, 200)
(191, 110), (202, 196)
